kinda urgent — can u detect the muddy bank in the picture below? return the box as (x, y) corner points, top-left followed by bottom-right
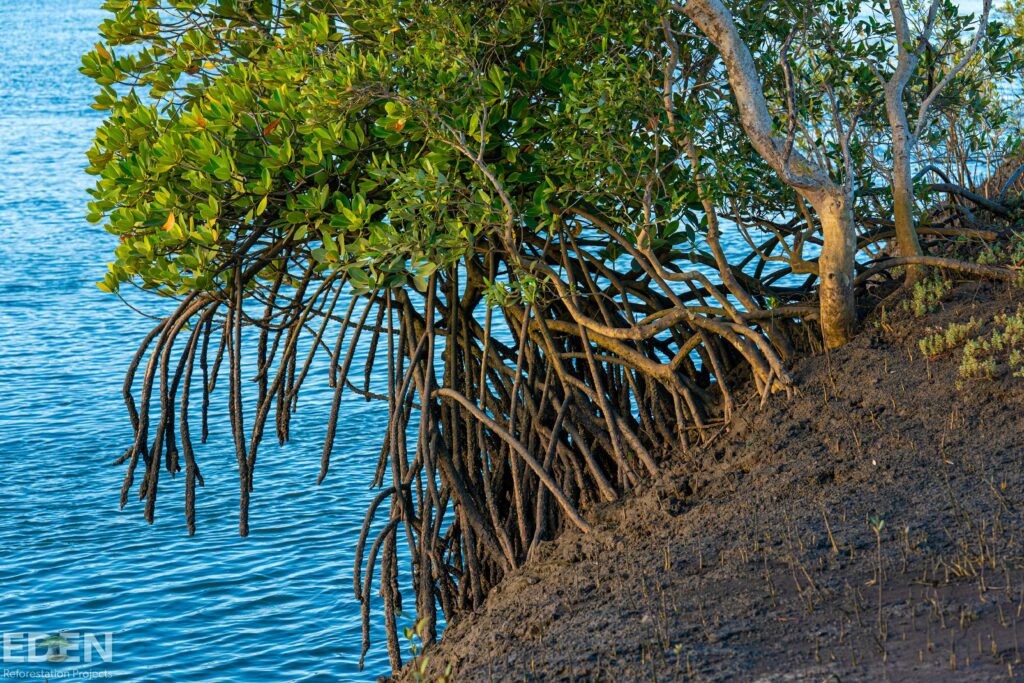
(400, 281), (1024, 682)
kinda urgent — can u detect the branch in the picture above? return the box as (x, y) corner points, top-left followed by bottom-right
(997, 162), (1024, 203)
(928, 182), (1010, 217)
(913, 0), (992, 137)
(855, 255), (1018, 286)
(675, 0), (836, 195)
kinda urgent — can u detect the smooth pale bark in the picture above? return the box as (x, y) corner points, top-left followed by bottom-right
(889, 116), (923, 277)
(812, 193), (858, 347)
(883, 0), (990, 280)
(886, 87), (925, 280)
(678, 0), (856, 347)
(883, 0), (931, 279)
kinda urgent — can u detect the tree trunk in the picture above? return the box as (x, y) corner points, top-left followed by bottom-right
(887, 94), (924, 281)
(812, 192), (857, 349)
(678, 0), (860, 347)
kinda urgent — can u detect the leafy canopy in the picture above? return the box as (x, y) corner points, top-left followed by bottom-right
(84, 0), (689, 300)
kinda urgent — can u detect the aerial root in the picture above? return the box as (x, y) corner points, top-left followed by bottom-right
(116, 230), (806, 670)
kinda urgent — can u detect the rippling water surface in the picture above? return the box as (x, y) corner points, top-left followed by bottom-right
(0, 1), (397, 679)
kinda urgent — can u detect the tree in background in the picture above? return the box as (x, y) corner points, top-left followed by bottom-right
(83, 0), (1023, 671)
(675, 0), (1019, 345)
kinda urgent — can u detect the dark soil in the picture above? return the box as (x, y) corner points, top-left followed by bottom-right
(400, 281), (1024, 682)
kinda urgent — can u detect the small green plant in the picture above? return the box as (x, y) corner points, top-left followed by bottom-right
(868, 515), (887, 643)
(957, 304), (1024, 385)
(903, 274), (952, 317)
(919, 318), (982, 358)
(403, 616), (452, 683)
(976, 231), (1024, 268)
(871, 305), (891, 332)
(959, 339), (998, 382)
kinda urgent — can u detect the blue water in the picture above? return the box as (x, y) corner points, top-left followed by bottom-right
(0, 1), (398, 680)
